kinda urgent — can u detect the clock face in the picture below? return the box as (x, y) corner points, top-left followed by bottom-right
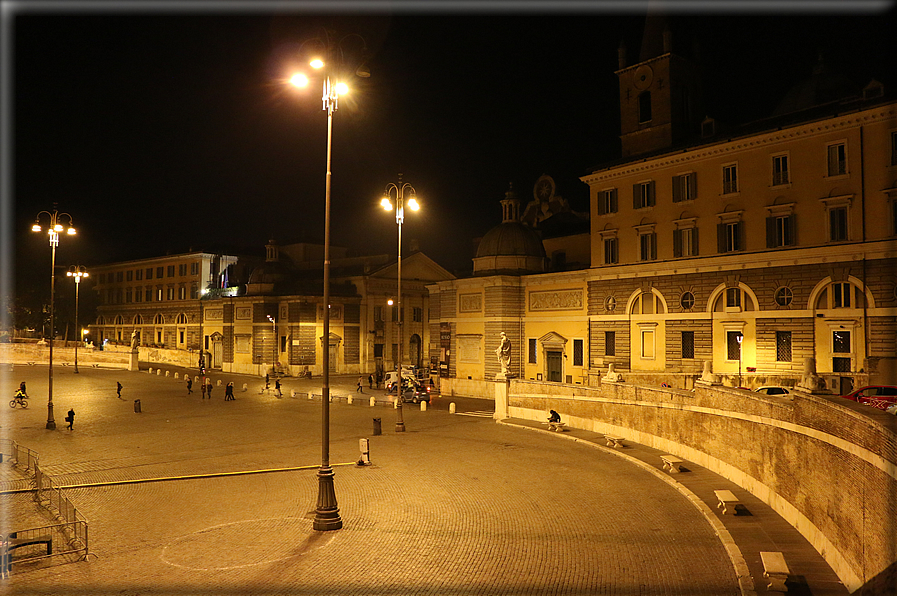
(634, 65), (653, 90)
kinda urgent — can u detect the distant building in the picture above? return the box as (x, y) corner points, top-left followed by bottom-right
(429, 19), (897, 393)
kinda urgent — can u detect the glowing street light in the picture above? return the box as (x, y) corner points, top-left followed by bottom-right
(32, 207), (77, 429)
(288, 29), (368, 532)
(66, 266), (89, 374)
(381, 174), (420, 433)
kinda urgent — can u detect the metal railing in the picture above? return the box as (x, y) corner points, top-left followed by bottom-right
(0, 440), (91, 577)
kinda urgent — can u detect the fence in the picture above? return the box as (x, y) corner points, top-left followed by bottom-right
(0, 439), (91, 577)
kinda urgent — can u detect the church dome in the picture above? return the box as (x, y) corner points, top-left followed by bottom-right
(476, 222), (546, 260)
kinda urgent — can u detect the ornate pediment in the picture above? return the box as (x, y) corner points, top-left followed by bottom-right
(538, 332), (568, 349)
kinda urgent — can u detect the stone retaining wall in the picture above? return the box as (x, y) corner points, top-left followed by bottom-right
(508, 379), (897, 592)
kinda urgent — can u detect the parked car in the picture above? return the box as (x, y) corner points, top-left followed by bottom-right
(401, 383), (432, 404)
(840, 385), (897, 410)
(755, 386), (790, 396)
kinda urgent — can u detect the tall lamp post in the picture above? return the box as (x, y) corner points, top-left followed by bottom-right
(267, 314), (277, 374)
(736, 332), (744, 388)
(289, 30), (367, 532)
(381, 175), (419, 433)
(66, 266), (89, 374)
(32, 208), (77, 429)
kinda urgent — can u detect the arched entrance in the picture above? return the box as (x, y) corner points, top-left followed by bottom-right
(409, 334), (422, 369)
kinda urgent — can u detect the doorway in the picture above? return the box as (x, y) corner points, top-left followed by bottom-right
(546, 350), (563, 382)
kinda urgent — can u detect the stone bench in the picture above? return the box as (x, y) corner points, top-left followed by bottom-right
(760, 551), (790, 592)
(714, 489), (740, 515)
(545, 421), (566, 432)
(660, 454), (684, 473)
(604, 435), (625, 449)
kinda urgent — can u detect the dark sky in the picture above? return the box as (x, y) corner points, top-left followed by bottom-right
(7, 1), (896, 292)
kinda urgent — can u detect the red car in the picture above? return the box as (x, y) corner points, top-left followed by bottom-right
(840, 386), (897, 410)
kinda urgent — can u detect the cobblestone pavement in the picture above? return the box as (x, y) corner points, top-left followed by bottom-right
(0, 364), (842, 595)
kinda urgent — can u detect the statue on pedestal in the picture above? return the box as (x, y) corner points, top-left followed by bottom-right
(797, 357), (828, 393)
(130, 330), (139, 352)
(602, 363), (623, 383)
(696, 360), (720, 386)
(495, 332), (512, 375)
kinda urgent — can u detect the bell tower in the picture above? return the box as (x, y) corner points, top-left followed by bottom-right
(616, 16), (702, 158)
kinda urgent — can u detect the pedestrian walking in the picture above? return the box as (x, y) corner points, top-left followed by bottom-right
(66, 408), (75, 431)
(186, 377), (193, 394)
(368, 374), (374, 389)
(116, 382), (123, 399)
(225, 382), (234, 401)
(357, 376), (364, 393)
(265, 374), (270, 391)
(207, 381), (213, 400)
(201, 381), (207, 399)
(274, 379), (282, 398)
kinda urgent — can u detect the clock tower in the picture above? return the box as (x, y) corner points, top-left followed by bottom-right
(616, 18), (703, 158)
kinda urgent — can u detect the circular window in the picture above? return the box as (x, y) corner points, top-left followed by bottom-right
(679, 291), (695, 310)
(774, 286), (793, 307)
(604, 296), (617, 312)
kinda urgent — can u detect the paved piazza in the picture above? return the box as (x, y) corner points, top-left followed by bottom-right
(3, 365), (741, 595)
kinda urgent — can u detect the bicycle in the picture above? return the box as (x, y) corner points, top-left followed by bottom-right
(10, 392), (28, 409)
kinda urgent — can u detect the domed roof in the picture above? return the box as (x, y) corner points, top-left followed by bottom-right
(476, 221), (546, 259)
(247, 260), (291, 285)
(772, 57), (859, 117)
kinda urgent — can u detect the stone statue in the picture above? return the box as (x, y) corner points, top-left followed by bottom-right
(797, 357), (828, 393)
(696, 360), (720, 386)
(602, 363), (623, 383)
(494, 332), (511, 374)
(130, 330), (139, 351)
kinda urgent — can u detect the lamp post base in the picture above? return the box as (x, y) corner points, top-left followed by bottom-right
(46, 402), (56, 430)
(395, 402), (405, 432)
(313, 466), (342, 531)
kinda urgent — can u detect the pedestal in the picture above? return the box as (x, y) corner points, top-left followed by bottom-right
(128, 350), (139, 372)
(493, 374), (513, 420)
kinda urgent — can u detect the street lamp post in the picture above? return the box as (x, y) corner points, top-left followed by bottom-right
(289, 30), (367, 532)
(381, 175), (419, 433)
(66, 266), (89, 374)
(736, 332), (744, 388)
(32, 207), (77, 429)
(267, 314), (277, 374)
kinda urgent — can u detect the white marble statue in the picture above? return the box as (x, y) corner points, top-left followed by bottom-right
(495, 332), (511, 374)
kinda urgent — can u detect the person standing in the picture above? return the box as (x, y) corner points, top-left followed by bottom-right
(116, 381), (123, 399)
(66, 408), (75, 431)
(265, 374), (270, 391)
(225, 382), (234, 401)
(274, 379), (282, 398)
(206, 380), (213, 400)
(201, 381), (207, 399)
(368, 374), (374, 389)
(186, 377), (193, 395)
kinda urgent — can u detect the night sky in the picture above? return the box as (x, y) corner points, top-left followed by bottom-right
(7, 1), (896, 297)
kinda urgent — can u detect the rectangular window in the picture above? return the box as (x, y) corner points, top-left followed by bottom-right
(166, 287), (174, 300)
(528, 338), (537, 364)
(191, 284), (199, 299)
(726, 287), (741, 308)
(156, 267), (164, 279)
(832, 282), (851, 308)
(597, 189), (618, 215)
(718, 221), (743, 252)
(772, 154), (789, 186)
(727, 331), (743, 361)
(136, 269), (143, 281)
(146, 268), (153, 280)
(374, 306), (383, 322)
(776, 331), (792, 362)
(681, 331), (695, 359)
(827, 143), (847, 176)
(134, 287), (141, 303)
(605, 331), (615, 357)
(673, 228), (698, 257)
(98, 273), (106, 284)
(641, 330), (655, 359)
(604, 237), (618, 264)
(829, 206), (848, 241)
(891, 131), (897, 167)
(167, 265), (175, 277)
(145, 288), (152, 302)
(178, 286), (186, 300)
(632, 181), (655, 209)
(672, 173), (697, 203)
(413, 307), (423, 322)
(374, 344), (384, 358)
(639, 232), (657, 261)
(156, 287), (163, 301)
(191, 262), (199, 275)
(126, 270), (133, 282)
(116, 271), (123, 282)
(179, 264), (187, 276)
(766, 214), (795, 248)
(723, 164), (738, 194)
(392, 343), (398, 360)
(573, 339), (584, 367)
(125, 288), (132, 303)
(833, 331), (851, 353)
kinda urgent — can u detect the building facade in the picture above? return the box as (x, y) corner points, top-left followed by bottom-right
(429, 25), (897, 394)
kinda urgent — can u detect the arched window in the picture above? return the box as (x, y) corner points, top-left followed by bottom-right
(176, 313), (188, 325)
(96, 315), (105, 325)
(154, 313), (165, 325)
(114, 315), (124, 325)
(133, 314), (144, 325)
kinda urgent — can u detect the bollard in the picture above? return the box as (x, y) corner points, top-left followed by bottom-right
(157, 369), (161, 376)
(148, 367), (153, 374)
(348, 396), (353, 405)
(291, 389), (296, 398)
(393, 397), (398, 409)
(372, 418), (382, 436)
(358, 438), (371, 465)
(450, 402), (456, 414)
(242, 383), (248, 392)
(165, 370), (170, 377)
(217, 379), (222, 386)
(134, 399), (141, 413)
(369, 396), (375, 407)
(421, 401), (427, 412)
(174, 373), (179, 379)
(308, 393), (313, 400)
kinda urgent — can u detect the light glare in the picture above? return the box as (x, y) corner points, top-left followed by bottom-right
(290, 73), (309, 88)
(380, 197), (393, 210)
(334, 82), (349, 95)
(310, 59), (324, 69)
(408, 198), (420, 211)
(31, 224), (41, 232)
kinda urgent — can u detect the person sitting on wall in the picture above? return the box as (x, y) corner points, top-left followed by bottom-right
(548, 410), (561, 423)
